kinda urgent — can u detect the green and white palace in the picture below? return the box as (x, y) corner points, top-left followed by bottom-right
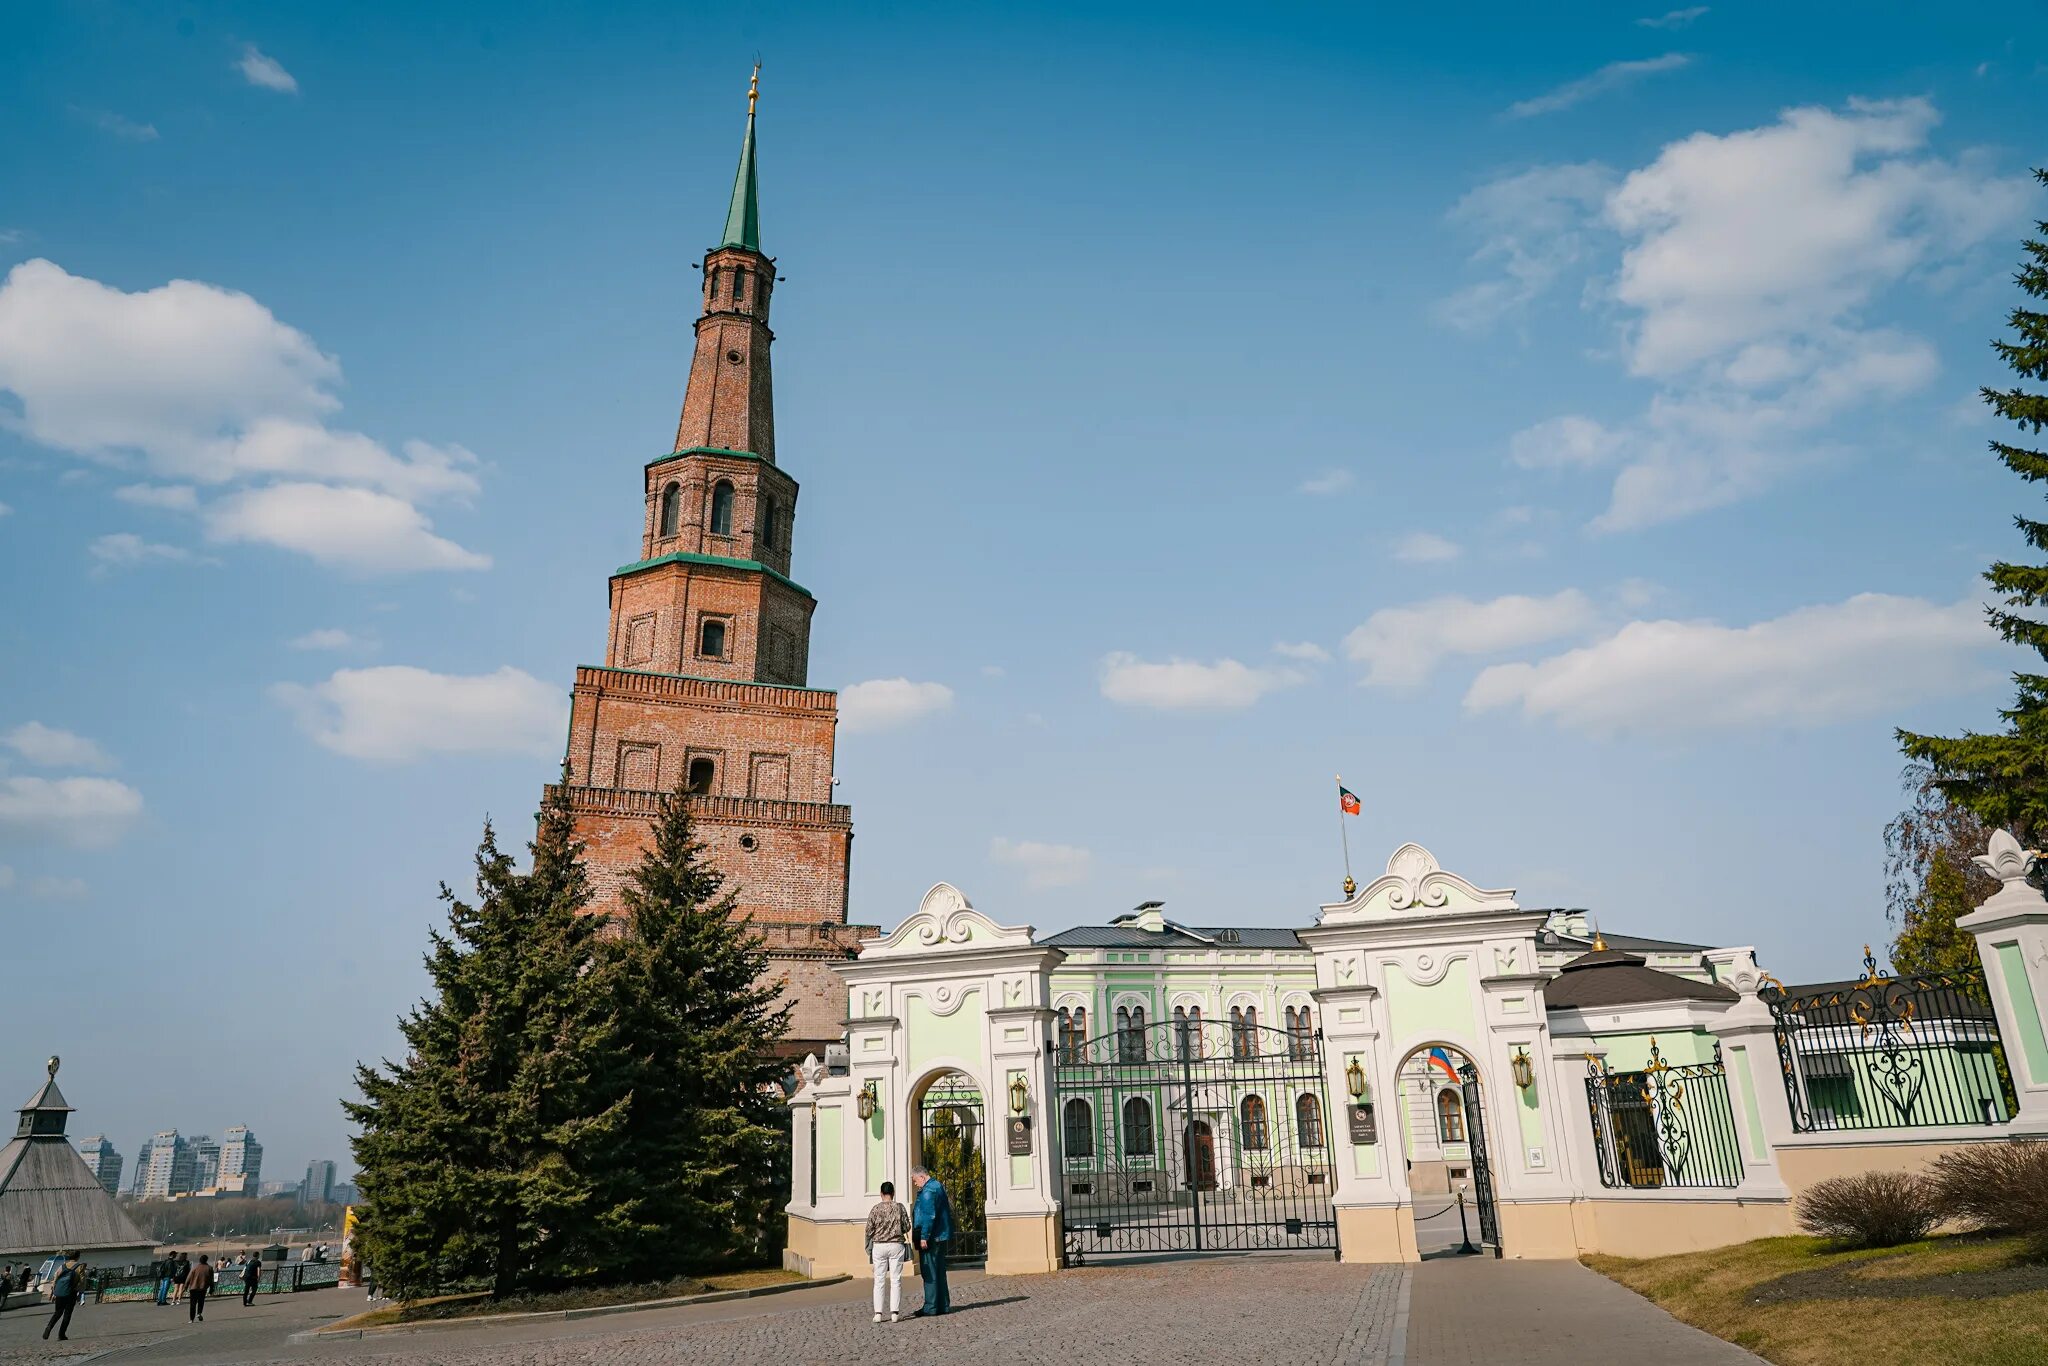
(783, 837), (2048, 1276)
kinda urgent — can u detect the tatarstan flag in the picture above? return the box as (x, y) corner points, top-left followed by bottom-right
(1339, 785), (1361, 816)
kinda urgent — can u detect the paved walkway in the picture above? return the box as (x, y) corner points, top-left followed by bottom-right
(0, 1255), (1759, 1365)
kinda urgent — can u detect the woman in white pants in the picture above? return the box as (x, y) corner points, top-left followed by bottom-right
(863, 1181), (912, 1323)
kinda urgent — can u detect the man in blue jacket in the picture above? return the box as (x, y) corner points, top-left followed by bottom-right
(909, 1165), (954, 1317)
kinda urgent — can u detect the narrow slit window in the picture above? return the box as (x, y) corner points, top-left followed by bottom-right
(658, 483), (681, 538)
(710, 481), (735, 536)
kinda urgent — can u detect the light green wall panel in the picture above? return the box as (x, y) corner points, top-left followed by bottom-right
(865, 1081), (886, 1192)
(1997, 943), (2048, 1086)
(1352, 1139), (1380, 1178)
(1588, 1029), (1717, 1072)
(1383, 958), (1477, 1046)
(1515, 1061), (1543, 1157)
(818, 1107), (844, 1197)
(1729, 1045), (1767, 1161)
(906, 988), (985, 1079)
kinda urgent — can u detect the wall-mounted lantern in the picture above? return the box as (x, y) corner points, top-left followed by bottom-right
(856, 1079), (878, 1122)
(1344, 1056), (1368, 1101)
(1008, 1074), (1030, 1116)
(1510, 1048), (1535, 1091)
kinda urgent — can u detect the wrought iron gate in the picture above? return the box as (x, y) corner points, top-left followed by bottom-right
(1457, 1063), (1502, 1257)
(1052, 1018), (1338, 1263)
(918, 1075), (988, 1262)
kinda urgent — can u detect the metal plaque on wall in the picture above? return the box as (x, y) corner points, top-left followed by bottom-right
(1007, 1116), (1033, 1156)
(1347, 1102), (1377, 1144)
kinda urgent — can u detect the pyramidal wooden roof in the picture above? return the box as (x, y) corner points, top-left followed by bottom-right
(0, 1060), (149, 1257)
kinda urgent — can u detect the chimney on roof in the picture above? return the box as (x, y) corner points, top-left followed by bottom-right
(1131, 900), (1166, 933)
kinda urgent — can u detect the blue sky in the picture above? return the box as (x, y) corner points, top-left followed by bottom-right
(2, 1), (2045, 1181)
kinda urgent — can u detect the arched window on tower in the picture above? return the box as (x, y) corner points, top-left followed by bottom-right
(1437, 1088), (1466, 1144)
(710, 481), (735, 536)
(760, 495), (779, 550)
(686, 757), (716, 795)
(658, 482), (681, 538)
(699, 618), (727, 659)
(1063, 1098), (1094, 1159)
(1240, 1095), (1269, 1151)
(733, 266), (747, 305)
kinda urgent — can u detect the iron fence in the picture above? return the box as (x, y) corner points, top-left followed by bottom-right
(1761, 947), (2018, 1132)
(93, 1260), (339, 1303)
(1584, 1039), (1745, 1189)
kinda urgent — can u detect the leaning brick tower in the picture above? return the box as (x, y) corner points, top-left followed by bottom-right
(547, 69), (870, 1054)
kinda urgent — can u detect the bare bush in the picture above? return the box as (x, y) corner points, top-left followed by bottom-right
(1928, 1140), (2048, 1254)
(1795, 1171), (1940, 1248)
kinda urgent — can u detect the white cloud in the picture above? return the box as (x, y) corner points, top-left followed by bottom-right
(236, 44), (299, 94)
(1437, 163), (1615, 331)
(1274, 641), (1331, 662)
(273, 665), (564, 762)
(1298, 468), (1355, 496)
(28, 874), (89, 901)
(1465, 593), (1989, 732)
(115, 483), (199, 510)
(72, 107), (158, 142)
(1343, 591), (1596, 688)
(0, 775), (144, 847)
(1392, 532), (1461, 564)
(205, 483), (488, 573)
(990, 837), (1093, 889)
(4, 722), (114, 771)
(1638, 6), (1708, 28)
(289, 627), (368, 651)
(1507, 53), (1692, 120)
(837, 678), (955, 734)
(1099, 653), (1303, 710)
(1509, 415), (1625, 470)
(0, 260), (487, 571)
(89, 532), (201, 568)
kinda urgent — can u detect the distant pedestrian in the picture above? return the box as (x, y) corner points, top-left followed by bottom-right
(153, 1254), (171, 1306)
(185, 1254), (214, 1322)
(864, 1179), (912, 1324)
(908, 1166), (954, 1318)
(241, 1253), (262, 1306)
(41, 1252), (84, 1342)
(1, 1263), (13, 1311)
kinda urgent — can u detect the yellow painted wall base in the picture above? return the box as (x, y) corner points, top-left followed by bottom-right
(1568, 1198), (1791, 1259)
(986, 1211), (1061, 1276)
(782, 1213), (867, 1279)
(1336, 1205), (1420, 1264)
(1776, 1140), (1992, 1200)
(1495, 1201), (1577, 1259)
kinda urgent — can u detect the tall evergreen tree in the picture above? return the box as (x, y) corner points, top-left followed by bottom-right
(1901, 170), (2048, 834)
(346, 781), (615, 1300)
(582, 787), (793, 1276)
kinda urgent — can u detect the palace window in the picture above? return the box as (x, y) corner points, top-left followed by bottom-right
(760, 495), (779, 551)
(1063, 1098), (1094, 1159)
(1056, 1007), (1082, 1063)
(1240, 1095), (1269, 1151)
(1297, 1093), (1325, 1148)
(1286, 1006), (1315, 1060)
(1122, 1097), (1154, 1157)
(658, 482), (681, 538)
(1116, 1005), (1147, 1063)
(686, 757), (716, 795)
(700, 618), (727, 659)
(1437, 1088), (1465, 1144)
(1231, 1005), (1259, 1060)
(710, 481), (735, 536)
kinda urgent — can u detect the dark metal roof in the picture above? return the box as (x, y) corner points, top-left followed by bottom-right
(1042, 925), (1305, 950)
(1538, 929), (1711, 956)
(1543, 948), (1738, 1011)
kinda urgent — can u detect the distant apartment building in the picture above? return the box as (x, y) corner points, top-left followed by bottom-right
(135, 1130), (195, 1200)
(329, 1181), (358, 1205)
(215, 1125), (262, 1195)
(190, 1134), (219, 1190)
(302, 1158), (336, 1205)
(258, 1179), (299, 1199)
(75, 1135), (123, 1196)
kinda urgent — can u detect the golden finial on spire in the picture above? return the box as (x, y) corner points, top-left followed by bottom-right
(748, 62), (760, 117)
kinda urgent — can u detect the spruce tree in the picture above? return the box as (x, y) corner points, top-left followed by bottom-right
(584, 787), (793, 1275)
(346, 782), (612, 1300)
(1901, 170), (2048, 833)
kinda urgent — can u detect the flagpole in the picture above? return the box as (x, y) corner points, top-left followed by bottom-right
(1335, 774), (1355, 897)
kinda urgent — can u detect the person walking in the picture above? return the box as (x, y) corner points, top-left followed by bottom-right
(908, 1166), (955, 1318)
(1, 1263), (13, 1312)
(184, 1254), (214, 1323)
(863, 1180), (912, 1324)
(153, 1253), (171, 1306)
(171, 1251), (190, 1305)
(241, 1252), (262, 1306)
(40, 1252), (84, 1342)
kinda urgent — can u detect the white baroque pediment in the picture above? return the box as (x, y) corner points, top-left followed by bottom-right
(859, 881), (1037, 959)
(1320, 842), (1519, 924)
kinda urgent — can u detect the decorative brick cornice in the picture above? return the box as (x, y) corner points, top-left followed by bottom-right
(611, 548), (813, 600)
(548, 782), (852, 830)
(574, 664), (837, 708)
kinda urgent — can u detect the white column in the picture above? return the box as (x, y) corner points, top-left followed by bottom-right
(1959, 831), (2048, 1135)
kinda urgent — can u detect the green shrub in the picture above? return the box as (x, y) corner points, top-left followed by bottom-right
(1927, 1140), (2048, 1255)
(1795, 1171), (1939, 1248)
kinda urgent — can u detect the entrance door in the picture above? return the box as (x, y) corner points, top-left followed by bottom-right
(1052, 1016), (1337, 1263)
(1184, 1121), (1217, 1190)
(916, 1074), (988, 1262)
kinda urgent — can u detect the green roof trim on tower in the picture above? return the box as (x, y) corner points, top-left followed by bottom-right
(720, 66), (761, 252)
(646, 445), (766, 468)
(611, 549), (812, 600)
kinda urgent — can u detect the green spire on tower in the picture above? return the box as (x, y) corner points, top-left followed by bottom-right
(720, 65), (761, 252)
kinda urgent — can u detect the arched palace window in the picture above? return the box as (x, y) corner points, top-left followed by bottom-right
(1437, 1088), (1466, 1144)
(1063, 1097), (1094, 1158)
(1122, 1097), (1154, 1157)
(1284, 1005), (1315, 1060)
(1239, 1095), (1269, 1151)
(1056, 1006), (1086, 1063)
(1296, 1093), (1325, 1148)
(1115, 1005), (1147, 1063)
(1173, 1005), (1203, 1059)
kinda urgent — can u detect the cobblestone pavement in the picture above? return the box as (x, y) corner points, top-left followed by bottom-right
(1406, 1256), (1761, 1364)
